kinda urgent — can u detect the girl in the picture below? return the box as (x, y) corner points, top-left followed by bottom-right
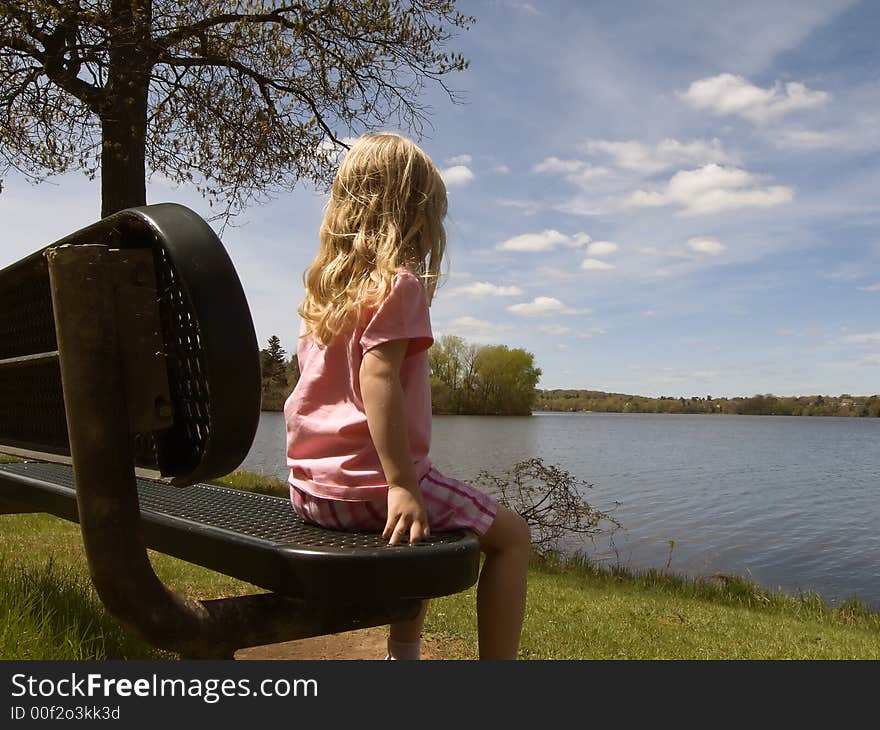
(284, 133), (530, 660)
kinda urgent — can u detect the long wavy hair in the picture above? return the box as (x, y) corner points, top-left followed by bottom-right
(299, 133), (447, 345)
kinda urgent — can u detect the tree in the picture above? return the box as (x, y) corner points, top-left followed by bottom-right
(264, 334), (285, 365)
(286, 353), (300, 390)
(259, 334), (288, 408)
(0, 1), (473, 217)
(429, 336), (541, 415)
(473, 345), (541, 415)
(429, 334), (477, 412)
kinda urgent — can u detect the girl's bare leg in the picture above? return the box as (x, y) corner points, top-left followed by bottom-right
(477, 506), (531, 659)
(387, 600), (428, 658)
(389, 599), (428, 643)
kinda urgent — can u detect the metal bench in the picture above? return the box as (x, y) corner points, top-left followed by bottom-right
(0, 203), (479, 658)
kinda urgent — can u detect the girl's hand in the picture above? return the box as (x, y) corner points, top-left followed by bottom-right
(384, 485), (430, 545)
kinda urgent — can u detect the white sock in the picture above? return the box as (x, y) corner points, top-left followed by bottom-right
(386, 637), (421, 660)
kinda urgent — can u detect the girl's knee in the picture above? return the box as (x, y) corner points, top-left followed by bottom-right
(508, 510), (531, 550)
(481, 506), (531, 556)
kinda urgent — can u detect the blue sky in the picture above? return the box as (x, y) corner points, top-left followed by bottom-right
(2, 0), (878, 397)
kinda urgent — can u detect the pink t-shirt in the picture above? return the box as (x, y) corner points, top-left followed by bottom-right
(284, 270), (434, 501)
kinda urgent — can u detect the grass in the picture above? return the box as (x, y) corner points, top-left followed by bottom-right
(0, 467), (271, 659)
(426, 553), (880, 659)
(209, 469), (289, 498)
(1, 461), (879, 659)
(0, 557), (158, 660)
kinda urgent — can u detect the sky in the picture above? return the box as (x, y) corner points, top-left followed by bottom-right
(2, 0), (879, 398)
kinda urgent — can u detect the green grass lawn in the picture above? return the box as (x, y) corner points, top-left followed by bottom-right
(1, 462), (879, 660)
(427, 555), (880, 659)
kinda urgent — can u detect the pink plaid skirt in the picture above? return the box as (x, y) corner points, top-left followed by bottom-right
(289, 467), (498, 536)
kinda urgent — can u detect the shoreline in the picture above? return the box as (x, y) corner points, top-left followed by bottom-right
(261, 406), (879, 418)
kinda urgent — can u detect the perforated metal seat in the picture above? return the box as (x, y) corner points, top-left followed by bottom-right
(0, 461), (479, 601)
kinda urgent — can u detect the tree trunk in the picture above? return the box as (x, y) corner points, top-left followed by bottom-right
(100, 0), (152, 217)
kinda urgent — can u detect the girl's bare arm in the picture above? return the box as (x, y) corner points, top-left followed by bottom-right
(359, 339), (429, 545)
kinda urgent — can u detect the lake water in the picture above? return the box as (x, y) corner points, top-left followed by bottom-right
(242, 411), (880, 608)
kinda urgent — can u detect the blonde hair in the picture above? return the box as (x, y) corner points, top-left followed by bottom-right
(299, 133), (447, 346)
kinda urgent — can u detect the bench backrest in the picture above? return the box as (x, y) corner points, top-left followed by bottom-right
(0, 203), (261, 484)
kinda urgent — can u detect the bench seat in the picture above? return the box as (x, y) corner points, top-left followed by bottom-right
(0, 461), (480, 602)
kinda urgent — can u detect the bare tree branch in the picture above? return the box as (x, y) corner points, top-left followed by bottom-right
(477, 459), (620, 557)
(0, 0), (473, 217)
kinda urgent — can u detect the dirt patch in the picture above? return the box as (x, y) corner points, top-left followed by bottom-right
(235, 626), (453, 661)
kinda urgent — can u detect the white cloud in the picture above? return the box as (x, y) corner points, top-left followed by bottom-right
(858, 283), (880, 292)
(552, 198), (604, 216)
(586, 240), (619, 256)
(444, 316), (512, 338)
(533, 157), (584, 174)
(444, 281), (524, 298)
(316, 135), (360, 164)
(441, 165), (474, 187)
(496, 198), (542, 214)
(499, 0), (542, 15)
(686, 236), (726, 255)
(775, 328), (797, 337)
(772, 129), (846, 148)
(496, 229), (591, 252)
(537, 266), (578, 280)
(446, 154), (472, 166)
(566, 166), (610, 185)
(507, 297), (578, 316)
(642, 311), (656, 317)
(631, 366), (721, 384)
(532, 157), (609, 184)
(539, 324), (572, 336)
(624, 190), (667, 208)
(622, 164), (794, 216)
(637, 246), (674, 257)
(582, 138), (734, 174)
(494, 164), (511, 174)
(841, 332), (880, 346)
(857, 354), (880, 367)
(538, 324), (605, 338)
(638, 239), (725, 261)
(680, 74), (830, 124)
(581, 258), (616, 271)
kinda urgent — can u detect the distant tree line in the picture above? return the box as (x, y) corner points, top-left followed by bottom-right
(261, 335), (876, 418)
(259, 334), (542, 416)
(535, 390), (880, 418)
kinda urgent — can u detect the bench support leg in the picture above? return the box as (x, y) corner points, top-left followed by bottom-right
(46, 244), (418, 657)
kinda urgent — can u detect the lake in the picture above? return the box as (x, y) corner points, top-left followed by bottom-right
(242, 410), (880, 608)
